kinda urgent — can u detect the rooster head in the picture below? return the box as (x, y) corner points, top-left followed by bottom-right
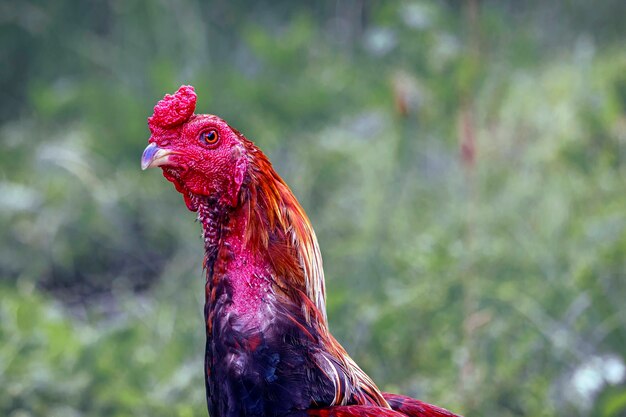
(141, 85), (248, 211)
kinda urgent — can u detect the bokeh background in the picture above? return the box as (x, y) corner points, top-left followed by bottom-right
(2, 1), (626, 416)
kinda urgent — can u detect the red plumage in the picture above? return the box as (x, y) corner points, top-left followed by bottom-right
(141, 86), (463, 417)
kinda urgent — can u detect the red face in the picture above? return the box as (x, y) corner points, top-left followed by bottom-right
(142, 114), (248, 211)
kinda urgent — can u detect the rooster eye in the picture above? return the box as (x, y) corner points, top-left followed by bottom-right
(199, 130), (219, 147)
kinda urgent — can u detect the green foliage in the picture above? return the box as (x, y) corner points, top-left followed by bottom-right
(1, 277), (207, 417)
(1, 1), (626, 416)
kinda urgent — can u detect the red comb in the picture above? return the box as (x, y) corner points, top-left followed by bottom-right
(148, 85), (197, 130)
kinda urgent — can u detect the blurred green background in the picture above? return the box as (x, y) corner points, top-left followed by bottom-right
(2, 1), (626, 416)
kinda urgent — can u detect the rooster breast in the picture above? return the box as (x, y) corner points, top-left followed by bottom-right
(204, 273), (343, 417)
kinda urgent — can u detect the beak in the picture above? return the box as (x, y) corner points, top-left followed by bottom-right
(141, 143), (174, 170)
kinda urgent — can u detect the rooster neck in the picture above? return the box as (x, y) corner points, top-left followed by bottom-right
(196, 191), (279, 326)
(196, 197), (229, 276)
(237, 141), (329, 324)
(215, 205), (274, 321)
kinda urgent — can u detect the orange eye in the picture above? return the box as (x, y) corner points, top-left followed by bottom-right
(199, 129), (219, 146)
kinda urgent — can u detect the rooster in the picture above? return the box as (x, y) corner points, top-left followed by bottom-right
(141, 86), (462, 417)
